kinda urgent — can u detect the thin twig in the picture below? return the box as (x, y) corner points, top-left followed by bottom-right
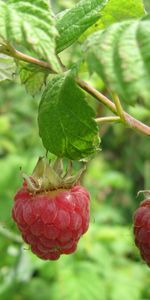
(96, 116), (121, 124)
(1, 44), (56, 73)
(14, 49), (57, 73)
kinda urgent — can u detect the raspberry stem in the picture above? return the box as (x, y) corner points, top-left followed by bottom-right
(3, 43), (150, 136)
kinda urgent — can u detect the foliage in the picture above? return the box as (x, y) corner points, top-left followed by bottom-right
(56, 0), (144, 52)
(38, 73), (100, 159)
(0, 54), (16, 82)
(0, 0), (149, 158)
(56, 0), (108, 53)
(0, 0), (150, 299)
(0, 0), (59, 71)
(84, 17), (150, 108)
(18, 62), (48, 96)
(81, 0), (145, 39)
(0, 77), (149, 300)
(2, 222), (150, 300)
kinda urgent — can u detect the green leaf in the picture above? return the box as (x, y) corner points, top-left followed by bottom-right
(0, 0), (60, 72)
(111, 267), (144, 300)
(19, 279), (51, 300)
(83, 0), (145, 38)
(18, 62), (48, 96)
(52, 262), (107, 300)
(38, 74), (100, 160)
(84, 17), (150, 108)
(0, 53), (16, 81)
(56, 0), (109, 53)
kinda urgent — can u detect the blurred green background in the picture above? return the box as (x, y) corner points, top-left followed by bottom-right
(0, 0), (150, 299)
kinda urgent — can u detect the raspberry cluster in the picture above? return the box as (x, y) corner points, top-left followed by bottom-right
(133, 198), (150, 266)
(12, 184), (90, 260)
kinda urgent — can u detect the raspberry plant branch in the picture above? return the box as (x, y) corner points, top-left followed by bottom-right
(1, 43), (57, 73)
(77, 79), (150, 136)
(14, 49), (58, 73)
(3, 45), (150, 136)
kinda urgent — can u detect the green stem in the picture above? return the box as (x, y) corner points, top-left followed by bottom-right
(144, 161), (150, 189)
(112, 92), (126, 123)
(96, 116), (121, 124)
(77, 78), (150, 136)
(0, 224), (22, 244)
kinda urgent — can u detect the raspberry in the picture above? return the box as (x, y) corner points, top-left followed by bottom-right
(12, 158), (90, 260)
(133, 198), (150, 266)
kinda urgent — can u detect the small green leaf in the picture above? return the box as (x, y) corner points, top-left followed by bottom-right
(84, 17), (150, 108)
(56, 0), (108, 53)
(83, 0), (145, 38)
(0, 53), (16, 82)
(18, 62), (48, 96)
(0, 0), (60, 72)
(38, 74), (100, 160)
(100, 0), (145, 25)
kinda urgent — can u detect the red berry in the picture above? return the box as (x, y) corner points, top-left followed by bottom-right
(133, 198), (150, 266)
(12, 184), (90, 260)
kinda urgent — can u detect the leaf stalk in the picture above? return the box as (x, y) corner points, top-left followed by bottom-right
(96, 116), (121, 124)
(77, 78), (150, 136)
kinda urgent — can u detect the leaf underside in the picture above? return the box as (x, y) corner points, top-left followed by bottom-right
(0, 53), (16, 81)
(38, 74), (100, 160)
(18, 62), (48, 96)
(0, 0), (60, 72)
(84, 17), (150, 108)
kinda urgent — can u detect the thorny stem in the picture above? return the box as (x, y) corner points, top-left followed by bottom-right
(96, 116), (121, 124)
(3, 46), (150, 136)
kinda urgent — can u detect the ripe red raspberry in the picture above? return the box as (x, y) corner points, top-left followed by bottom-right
(12, 158), (90, 260)
(133, 198), (150, 266)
